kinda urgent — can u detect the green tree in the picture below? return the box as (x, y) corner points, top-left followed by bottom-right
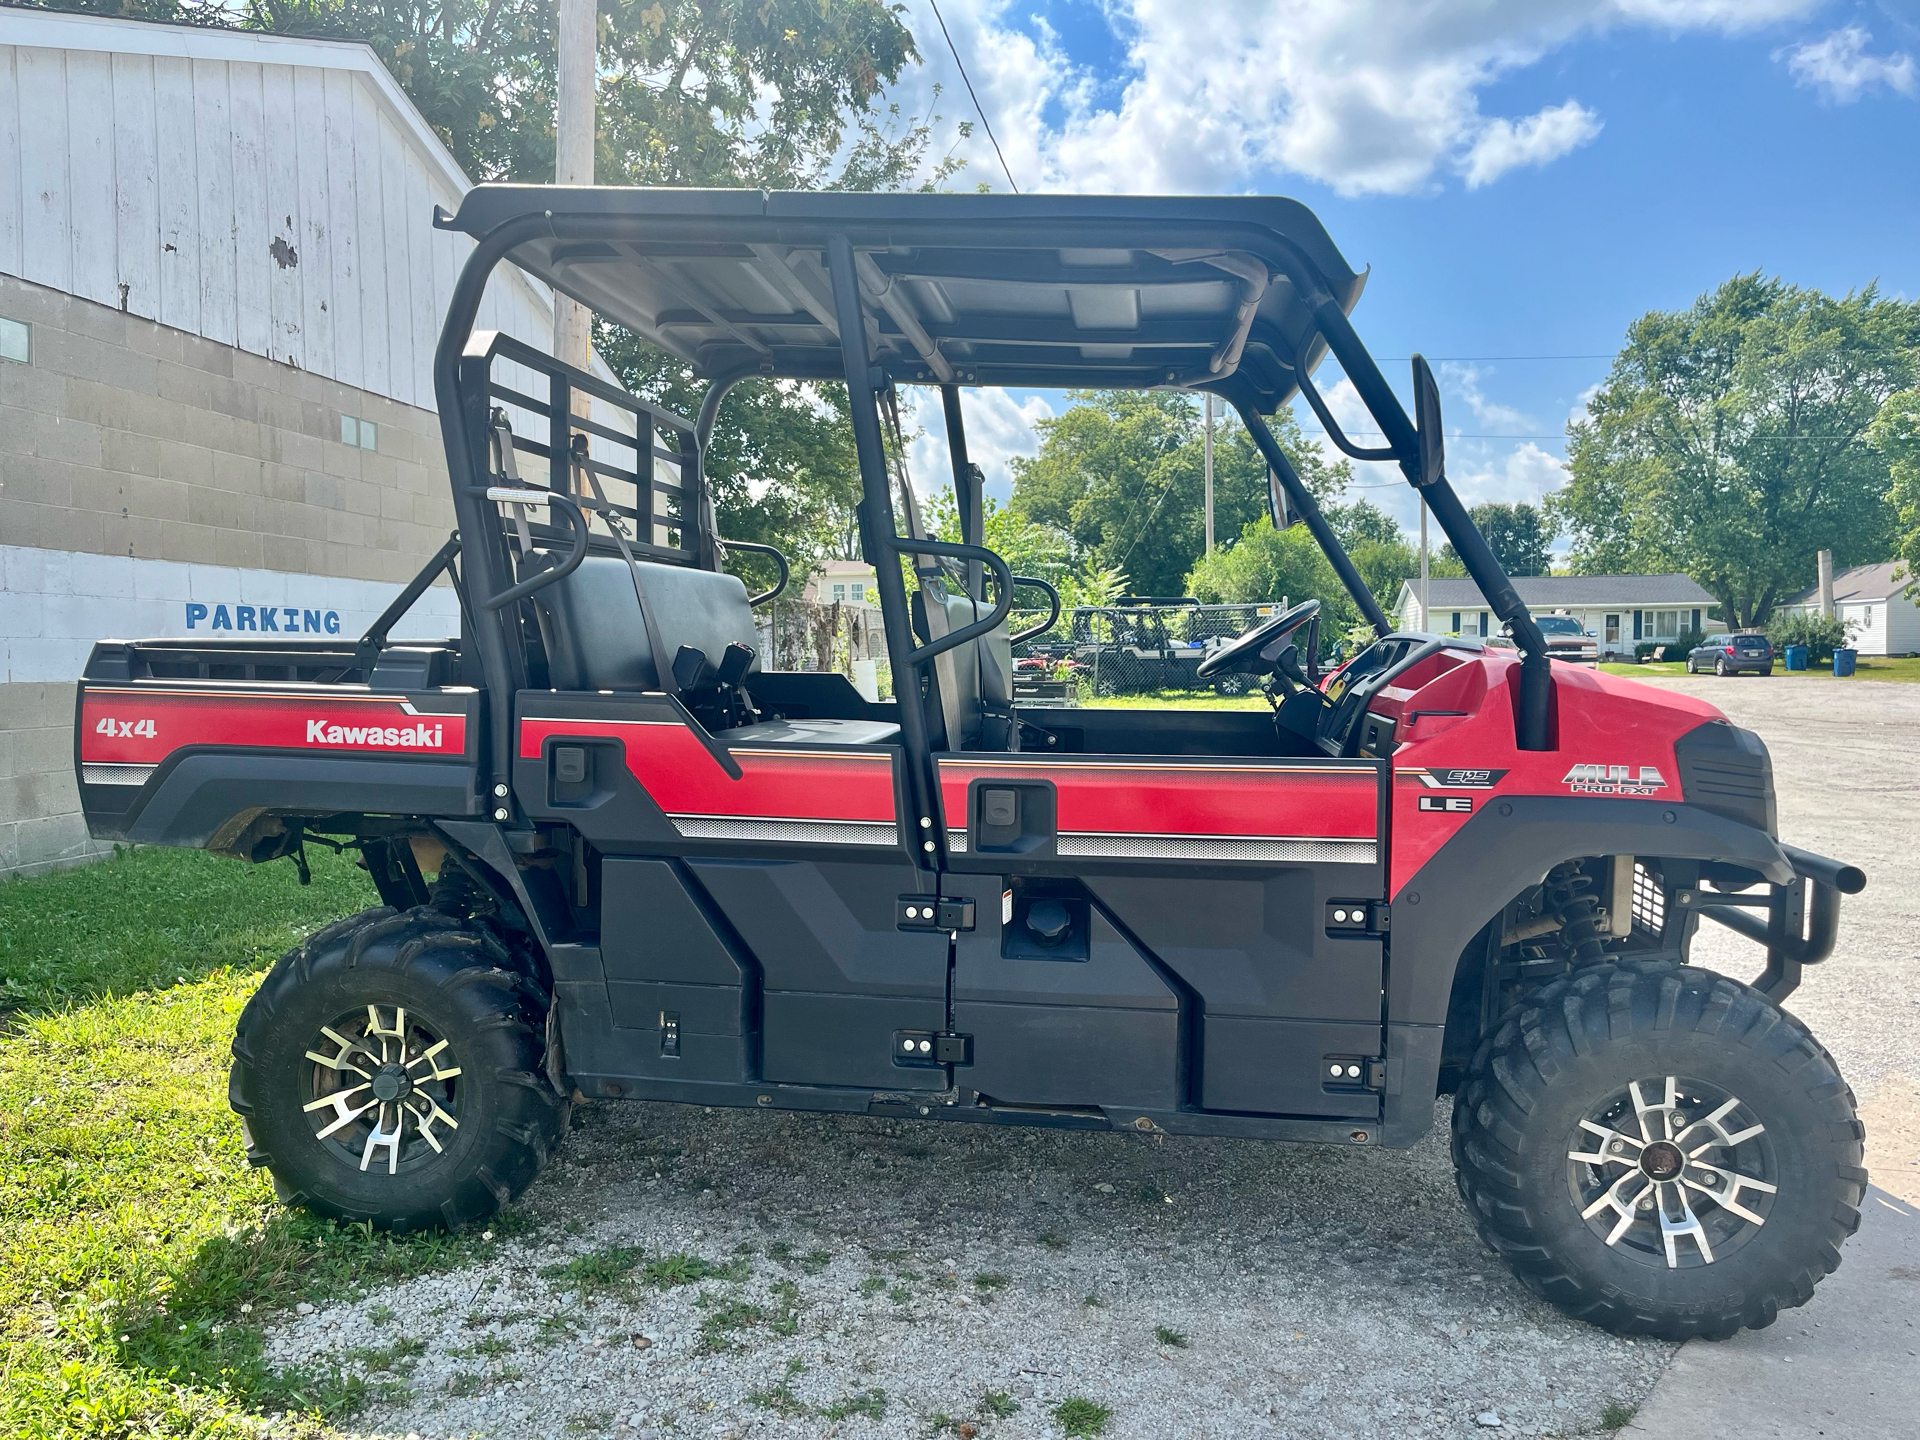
(1871, 389), (1920, 600)
(1010, 394), (1345, 598)
(1439, 501), (1557, 576)
(53, 0), (939, 188)
(1551, 274), (1917, 627)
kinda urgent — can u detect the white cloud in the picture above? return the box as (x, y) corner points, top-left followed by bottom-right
(1782, 26), (1917, 103)
(1569, 381), (1604, 428)
(903, 387), (1055, 506)
(904, 0), (1821, 196)
(1449, 441), (1570, 508)
(1441, 362), (1531, 433)
(1460, 100), (1603, 187)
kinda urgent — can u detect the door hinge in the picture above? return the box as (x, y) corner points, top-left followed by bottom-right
(897, 896), (975, 932)
(1325, 899), (1388, 936)
(1323, 1054), (1386, 1092)
(893, 1030), (973, 1067)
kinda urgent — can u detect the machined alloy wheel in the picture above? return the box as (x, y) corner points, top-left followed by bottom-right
(1454, 960), (1865, 1339)
(1567, 1074), (1777, 1269)
(304, 1003), (464, 1176)
(231, 905), (569, 1232)
(1716, 657), (1728, 676)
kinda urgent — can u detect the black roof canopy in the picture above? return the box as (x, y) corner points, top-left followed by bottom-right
(443, 187), (1367, 411)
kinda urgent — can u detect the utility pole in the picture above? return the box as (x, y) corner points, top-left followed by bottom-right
(554, 0), (595, 376)
(1203, 393), (1215, 554)
(1419, 498), (1429, 631)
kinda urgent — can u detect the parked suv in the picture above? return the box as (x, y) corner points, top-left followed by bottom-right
(1689, 633), (1774, 676)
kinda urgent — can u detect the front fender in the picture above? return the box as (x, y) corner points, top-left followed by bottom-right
(1376, 796), (1791, 1150)
(1390, 795), (1790, 1026)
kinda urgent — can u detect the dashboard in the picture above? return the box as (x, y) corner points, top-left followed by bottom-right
(1315, 635), (1480, 757)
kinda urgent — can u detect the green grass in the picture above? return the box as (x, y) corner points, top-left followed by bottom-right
(1052, 1396), (1113, 1437)
(1601, 655), (1920, 682)
(1600, 1400), (1638, 1429)
(1078, 687), (1269, 711)
(0, 845), (535, 1437)
(1153, 1325), (1188, 1348)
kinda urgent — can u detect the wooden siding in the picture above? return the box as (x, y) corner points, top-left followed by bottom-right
(0, 14), (556, 414)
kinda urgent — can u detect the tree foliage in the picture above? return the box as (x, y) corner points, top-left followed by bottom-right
(1009, 394), (1349, 599)
(1439, 501), (1557, 576)
(1551, 274), (1918, 627)
(1871, 389), (1920, 600)
(41, 0), (941, 188)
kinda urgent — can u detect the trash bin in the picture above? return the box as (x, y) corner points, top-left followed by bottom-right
(1832, 647), (1857, 677)
(1784, 644), (1809, 671)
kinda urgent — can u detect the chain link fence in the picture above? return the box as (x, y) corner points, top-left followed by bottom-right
(1017, 601), (1280, 698)
(757, 601), (891, 699)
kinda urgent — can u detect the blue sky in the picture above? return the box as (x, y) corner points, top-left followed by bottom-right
(890, 0), (1920, 539)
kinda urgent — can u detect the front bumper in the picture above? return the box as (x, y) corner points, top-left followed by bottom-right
(1673, 845), (1865, 1001)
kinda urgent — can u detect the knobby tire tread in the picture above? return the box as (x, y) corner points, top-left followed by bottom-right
(1451, 959), (1864, 1341)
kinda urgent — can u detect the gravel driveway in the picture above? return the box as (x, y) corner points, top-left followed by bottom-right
(271, 675), (1915, 1440)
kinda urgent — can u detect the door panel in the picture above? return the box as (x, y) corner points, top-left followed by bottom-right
(686, 857), (949, 1090)
(940, 871), (1180, 1109)
(935, 752), (1387, 1118)
(514, 691), (940, 1093)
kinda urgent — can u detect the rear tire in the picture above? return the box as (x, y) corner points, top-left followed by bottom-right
(1452, 961), (1864, 1340)
(1715, 657), (1728, 676)
(230, 906), (570, 1233)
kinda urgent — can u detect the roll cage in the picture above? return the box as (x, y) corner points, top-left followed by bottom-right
(426, 188), (1553, 831)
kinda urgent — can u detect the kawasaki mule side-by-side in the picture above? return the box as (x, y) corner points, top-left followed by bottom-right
(73, 190), (1868, 1340)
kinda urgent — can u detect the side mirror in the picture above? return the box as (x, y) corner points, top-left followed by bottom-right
(1268, 468), (1302, 530)
(1411, 354), (1445, 488)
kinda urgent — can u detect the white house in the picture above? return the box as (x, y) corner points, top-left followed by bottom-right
(1778, 562), (1919, 657)
(1395, 574), (1723, 659)
(0, 10), (622, 875)
(801, 558), (878, 607)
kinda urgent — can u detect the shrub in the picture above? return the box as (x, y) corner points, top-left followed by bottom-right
(1767, 609), (1857, 662)
(1670, 626), (1705, 656)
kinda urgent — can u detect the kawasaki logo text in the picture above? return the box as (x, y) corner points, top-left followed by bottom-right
(1562, 763), (1667, 797)
(306, 720), (445, 748)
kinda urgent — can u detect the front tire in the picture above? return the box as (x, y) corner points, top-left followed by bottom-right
(230, 906), (570, 1232)
(1452, 961), (1864, 1340)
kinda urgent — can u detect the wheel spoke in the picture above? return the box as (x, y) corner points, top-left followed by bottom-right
(1629, 1076), (1681, 1144)
(1569, 1118), (1643, 1166)
(305, 1025), (374, 1078)
(405, 1038), (463, 1083)
(1582, 1167), (1652, 1245)
(1658, 1184), (1714, 1267)
(359, 1104), (405, 1174)
(1681, 1095), (1765, 1151)
(405, 1092), (460, 1153)
(310, 1087), (378, 1139)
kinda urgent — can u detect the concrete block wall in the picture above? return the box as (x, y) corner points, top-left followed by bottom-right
(0, 272), (461, 879)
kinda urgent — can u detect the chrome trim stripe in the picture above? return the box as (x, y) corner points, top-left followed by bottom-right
(81, 764), (156, 787)
(670, 816), (899, 846)
(1056, 832), (1376, 864)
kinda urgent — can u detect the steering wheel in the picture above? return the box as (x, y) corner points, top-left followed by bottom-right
(1195, 599), (1321, 679)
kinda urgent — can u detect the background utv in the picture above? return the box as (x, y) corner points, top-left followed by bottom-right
(74, 188), (1867, 1344)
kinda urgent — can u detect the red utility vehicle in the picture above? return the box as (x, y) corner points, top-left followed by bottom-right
(73, 189), (1866, 1341)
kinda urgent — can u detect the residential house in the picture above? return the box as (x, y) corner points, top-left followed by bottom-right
(1395, 574), (1723, 659)
(802, 558), (878, 607)
(1777, 562), (1918, 657)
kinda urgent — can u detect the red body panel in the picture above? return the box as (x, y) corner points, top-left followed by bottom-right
(79, 686), (471, 768)
(935, 757), (1377, 844)
(518, 717), (897, 824)
(1379, 653), (1727, 895)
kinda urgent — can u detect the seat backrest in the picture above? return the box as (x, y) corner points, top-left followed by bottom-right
(531, 554), (758, 692)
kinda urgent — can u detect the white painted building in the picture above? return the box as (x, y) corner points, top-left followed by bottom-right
(0, 11), (607, 875)
(1778, 562), (1920, 656)
(1395, 574), (1723, 659)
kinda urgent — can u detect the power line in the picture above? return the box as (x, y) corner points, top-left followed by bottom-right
(928, 0), (1019, 194)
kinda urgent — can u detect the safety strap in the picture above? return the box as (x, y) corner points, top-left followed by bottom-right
(488, 410), (534, 555)
(572, 437), (680, 704)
